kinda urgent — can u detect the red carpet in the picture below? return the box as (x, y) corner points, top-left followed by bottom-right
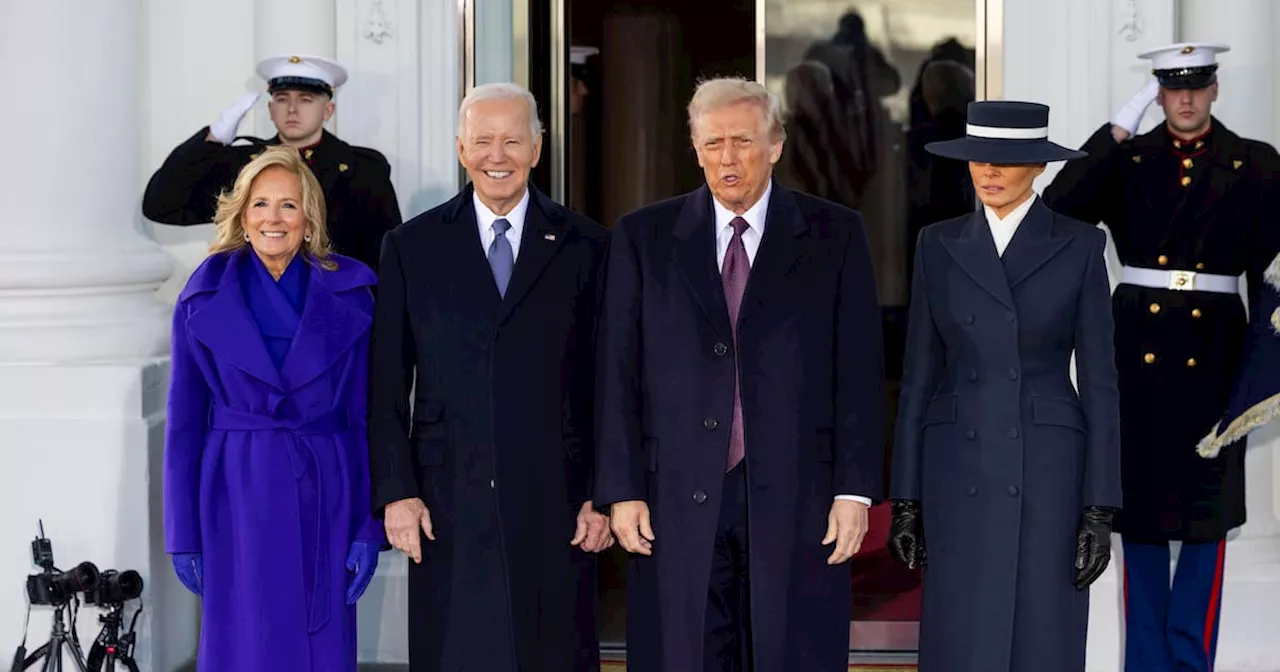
(850, 502), (922, 621)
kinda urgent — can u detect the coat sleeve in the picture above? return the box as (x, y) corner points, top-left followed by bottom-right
(890, 230), (944, 501)
(564, 235), (607, 508)
(593, 220), (646, 509)
(163, 301), (211, 554)
(142, 127), (242, 225)
(1074, 229), (1123, 509)
(1042, 124), (1126, 238)
(347, 322), (388, 546)
(833, 213), (886, 500)
(366, 231), (421, 517)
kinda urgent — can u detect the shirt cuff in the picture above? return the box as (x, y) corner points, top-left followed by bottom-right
(835, 495), (872, 506)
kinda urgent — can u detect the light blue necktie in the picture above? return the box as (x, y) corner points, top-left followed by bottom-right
(488, 218), (514, 297)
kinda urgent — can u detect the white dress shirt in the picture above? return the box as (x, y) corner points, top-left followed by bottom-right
(475, 189), (531, 261)
(984, 194), (1037, 257)
(710, 185), (872, 508)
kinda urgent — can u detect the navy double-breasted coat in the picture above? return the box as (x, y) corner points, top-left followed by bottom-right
(891, 198), (1123, 672)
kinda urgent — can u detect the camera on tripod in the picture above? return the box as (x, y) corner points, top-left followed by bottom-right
(83, 571), (143, 607)
(24, 534), (100, 607)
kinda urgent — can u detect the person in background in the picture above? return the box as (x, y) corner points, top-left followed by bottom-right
(1043, 42), (1280, 672)
(366, 82), (611, 672)
(889, 101), (1121, 672)
(163, 146), (382, 671)
(596, 76), (885, 672)
(142, 54), (401, 271)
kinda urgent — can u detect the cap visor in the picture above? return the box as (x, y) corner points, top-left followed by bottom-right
(925, 137), (1087, 163)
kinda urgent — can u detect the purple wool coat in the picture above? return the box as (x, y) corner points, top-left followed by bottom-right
(163, 248), (383, 671)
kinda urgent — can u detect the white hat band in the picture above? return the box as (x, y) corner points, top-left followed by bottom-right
(966, 124), (1049, 140)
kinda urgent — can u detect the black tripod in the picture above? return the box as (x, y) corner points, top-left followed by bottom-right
(12, 603), (88, 672)
(84, 603), (139, 672)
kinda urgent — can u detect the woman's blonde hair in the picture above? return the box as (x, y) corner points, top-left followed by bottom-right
(209, 145), (336, 270)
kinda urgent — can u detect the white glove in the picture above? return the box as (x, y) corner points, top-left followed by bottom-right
(1111, 79), (1160, 136)
(208, 92), (262, 145)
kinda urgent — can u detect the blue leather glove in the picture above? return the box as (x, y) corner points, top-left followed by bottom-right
(345, 541), (379, 605)
(172, 553), (203, 596)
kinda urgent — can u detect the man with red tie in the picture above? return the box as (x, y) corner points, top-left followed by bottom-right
(595, 76), (886, 672)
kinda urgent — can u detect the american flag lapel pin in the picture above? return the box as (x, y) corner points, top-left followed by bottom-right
(544, 232), (556, 241)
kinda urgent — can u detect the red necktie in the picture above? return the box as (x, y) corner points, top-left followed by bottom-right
(721, 217), (750, 472)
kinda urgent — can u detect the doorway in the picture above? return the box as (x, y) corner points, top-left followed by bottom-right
(464, 0), (985, 659)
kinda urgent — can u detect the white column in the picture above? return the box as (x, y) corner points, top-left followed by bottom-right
(251, 0), (338, 138)
(0, 1), (186, 670)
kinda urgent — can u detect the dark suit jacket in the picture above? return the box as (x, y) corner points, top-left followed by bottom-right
(594, 182), (885, 672)
(366, 184), (606, 672)
(891, 198), (1121, 672)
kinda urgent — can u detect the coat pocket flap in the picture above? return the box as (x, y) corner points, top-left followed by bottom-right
(922, 394), (958, 426)
(1032, 397), (1086, 432)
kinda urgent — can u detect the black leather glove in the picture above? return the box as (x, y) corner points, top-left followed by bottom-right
(1074, 506), (1118, 590)
(888, 499), (927, 570)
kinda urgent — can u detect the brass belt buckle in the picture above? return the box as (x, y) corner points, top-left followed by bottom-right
(1169, 270), (1196, 291)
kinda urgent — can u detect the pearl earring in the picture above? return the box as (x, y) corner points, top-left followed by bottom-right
(243, 232), (250, 242)
(304, 233), (313, 243)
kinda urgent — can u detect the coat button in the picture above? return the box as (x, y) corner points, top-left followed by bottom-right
(1004, 312), (1015, 323)
(693, 491), (707, 504)
(1186, 358), (1197, 368)
(1006, 428), (1020, 439)
(703, 418), (718, 430)
(966, 487), (977, 497)
(1191, 308), (1203, 319)
(713, 342), (729, 357)
(1008, 486), (1020, 497)
(965, 429), (976, 440)
(963, 314), (975, 325)
(1007, 369), (1019, 381)
(1149, 302), (1161, 314)
(1144, 352), (1156, 364)
(968, 369), (978, 382)
(1157, 255), (1169, 266)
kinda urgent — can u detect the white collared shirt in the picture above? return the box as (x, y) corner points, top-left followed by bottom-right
(475, 189), (531, 262)
(984, 194), (1037, 257)
(710, 182), (870, 507)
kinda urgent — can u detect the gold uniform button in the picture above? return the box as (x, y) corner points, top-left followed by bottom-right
(1149, 303), (1161, 314)
(1174, 140), (1183, 149)
(1195, 262), (1205, 270)
(304, 149), (314, 160)
(1191, 308), (1203, 318)
(1187, 358), (1197, 368)
(1144, 352), (1156, 364)
(1181, 176), (1193, 187)
(1157, 255), (1169, 266)
(1183, 158), (1194, 169)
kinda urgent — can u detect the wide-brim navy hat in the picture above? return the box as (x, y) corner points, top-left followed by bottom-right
(925, 101), (1086, 164)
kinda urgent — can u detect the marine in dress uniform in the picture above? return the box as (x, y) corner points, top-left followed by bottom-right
(142, 55), (402, 271)
(1043, 42), (1280, 672)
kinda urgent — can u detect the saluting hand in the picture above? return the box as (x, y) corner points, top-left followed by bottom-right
(384, 497), (435, 564)
(571, 500), (615, 552)
(823, 499), (869, 565)
(610, 500), (655, 556)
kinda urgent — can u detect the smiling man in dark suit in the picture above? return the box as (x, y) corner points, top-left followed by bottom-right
(366, 82), (612, 672)
(595, 76), (886, 672)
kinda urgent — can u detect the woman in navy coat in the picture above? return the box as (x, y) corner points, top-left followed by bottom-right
(163, 146), (383, 671)
(888, 101), (1123, 672)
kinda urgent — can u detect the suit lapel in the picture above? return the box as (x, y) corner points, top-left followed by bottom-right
(673, 186), (732, 340)
(1002, 198), (1071, 289)
(940, 210), (1015, 310)
(498, 187), (570, 327)
(442, 185), (505, 311)
(738, 184), (808, 330)
(278, 263), (371, 391)
(185, 251), (284, 390)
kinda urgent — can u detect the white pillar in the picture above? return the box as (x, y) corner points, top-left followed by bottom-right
(0, 0), (186, 670)
(251, 0), (338, 138)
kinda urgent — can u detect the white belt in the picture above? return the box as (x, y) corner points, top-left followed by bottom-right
(1120, 265), (1239, 294)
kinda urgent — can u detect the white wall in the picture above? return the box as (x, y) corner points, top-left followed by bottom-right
(1003, 1), (1280, 670)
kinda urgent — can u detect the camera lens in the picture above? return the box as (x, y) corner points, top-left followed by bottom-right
(115, 570), (144, 600)
(52, 561), (100, 595)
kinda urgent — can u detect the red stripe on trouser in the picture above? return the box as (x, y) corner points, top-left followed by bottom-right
(1202, 540), (1226, 665)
